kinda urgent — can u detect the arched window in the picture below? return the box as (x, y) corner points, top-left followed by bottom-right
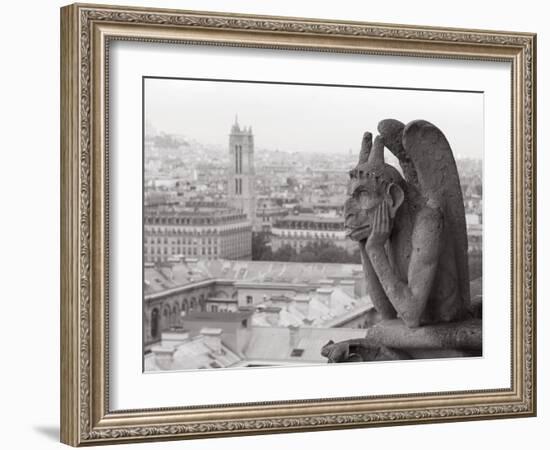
(150, 308), (159, 340)
(199, 294), (206, 312)
(161, 306), (170, 332)
(171, 304), (178, 326)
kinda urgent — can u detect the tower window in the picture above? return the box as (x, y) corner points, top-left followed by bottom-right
(235, 144), (243, 174)
(238, 145), (243, 174)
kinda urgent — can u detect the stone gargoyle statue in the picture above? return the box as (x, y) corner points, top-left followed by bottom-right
(322, 119), (481, 363)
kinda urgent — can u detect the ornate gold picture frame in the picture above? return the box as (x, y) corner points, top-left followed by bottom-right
(60, 3), (536, 446)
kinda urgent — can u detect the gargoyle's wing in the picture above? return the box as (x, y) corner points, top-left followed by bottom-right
(377, 119), (420, 189)
(401, 119), (471, 309)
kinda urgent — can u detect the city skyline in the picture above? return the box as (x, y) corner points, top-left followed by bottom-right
(143, 82), (483, 372)
(144, 78), (484, 159)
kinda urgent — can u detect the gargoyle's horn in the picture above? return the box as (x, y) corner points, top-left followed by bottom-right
(358, 132), (372, 164)
(367, 135), (385, 167)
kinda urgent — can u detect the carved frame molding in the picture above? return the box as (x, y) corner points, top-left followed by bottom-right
(60, 3), (536, 446)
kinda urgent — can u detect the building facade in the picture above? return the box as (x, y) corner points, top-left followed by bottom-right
(227, 116), (257, 227)
(143, 279), (214, 347)
(270, 213), (355, 253)
(255, 198), (288, 232)
(144, 207), (252, 262)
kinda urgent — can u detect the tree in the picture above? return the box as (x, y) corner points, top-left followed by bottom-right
(268, 244), (297, 261)
(251, 231), (272, 260)
(265, 240), (361, 264)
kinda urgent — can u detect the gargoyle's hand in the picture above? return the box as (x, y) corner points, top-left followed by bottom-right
(366, 201), (391, 251)
(321, 340), (350, 363)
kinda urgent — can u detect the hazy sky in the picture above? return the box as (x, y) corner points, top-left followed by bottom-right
(145, 78), (483, 159)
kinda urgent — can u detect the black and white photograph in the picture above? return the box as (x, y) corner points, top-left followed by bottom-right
(142, 77), (483, 372)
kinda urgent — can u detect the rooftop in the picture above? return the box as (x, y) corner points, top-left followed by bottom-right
(144, 259), (364, 295)
(145, 325), (367, 371)
(185, 310), (254, 323)
(252, 285), (372, 328)
(275, 213), (343, 224)
(145, 334), (241, 371)
(144, 206), (249, 220)
(245, 327), (367, 362)
(144, 263), (213, 295)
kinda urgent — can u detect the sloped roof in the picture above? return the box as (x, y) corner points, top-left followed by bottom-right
(144, 263), (211, 295)
(257, 286), (371, 328)
(145, 335), (242, 371)
(203, 259), (362, 285)
(185, 310), (253, 323)
(244, 327), (366, 362)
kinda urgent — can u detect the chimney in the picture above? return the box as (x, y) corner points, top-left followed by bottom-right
(151, 345), (176, 371)
(316, 287), (333, 309)
(264, 306), (281, 325)
(340, 279), (356, 296)
(288, 325), (300, 349)
(161, 329), (189, 346)
(200, 327), (223, 355)
(292, 293), (311, 317)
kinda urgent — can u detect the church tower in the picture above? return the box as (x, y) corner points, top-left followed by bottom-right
(228, 116), (256, 226)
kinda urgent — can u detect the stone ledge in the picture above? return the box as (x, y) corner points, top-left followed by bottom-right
(365, 318), (482, 351)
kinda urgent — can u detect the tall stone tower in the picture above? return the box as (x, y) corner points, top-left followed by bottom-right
(228, 116), (256, 225)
